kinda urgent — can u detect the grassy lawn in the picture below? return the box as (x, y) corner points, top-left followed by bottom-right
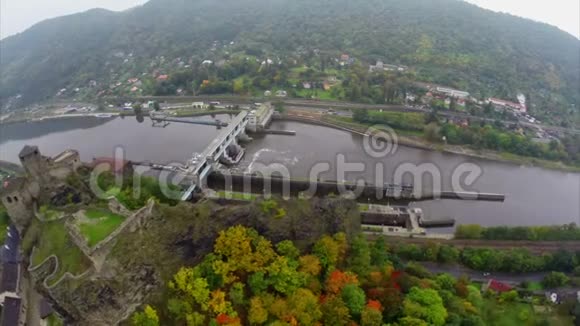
(104, 186), (121, 197)
(527, 281), (544, 291)
(30, 220), (92, 286)
(47, 314), (64, 326)
(295, 88), (339, 100)
(358, 204), (370, 212)
(39, 205), (62, 221)
(78, 209), (126, 247)
(480, 298), (571, 325)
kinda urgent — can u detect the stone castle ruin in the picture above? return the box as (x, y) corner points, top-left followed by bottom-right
(1, 146), (82, 232)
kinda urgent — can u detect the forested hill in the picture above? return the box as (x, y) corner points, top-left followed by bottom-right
(1, 0), (579, 112)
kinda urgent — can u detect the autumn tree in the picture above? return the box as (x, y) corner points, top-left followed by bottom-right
(213, 226), (276, 283)
(326, 270), (359, 295)
(169, 267), (211, 311)
(287, 288), (322, 325)
(298, 255), (322, 276)
(248, 297), (268, 325)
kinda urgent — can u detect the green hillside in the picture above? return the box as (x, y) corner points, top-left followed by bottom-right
(1, 0), (578, 121)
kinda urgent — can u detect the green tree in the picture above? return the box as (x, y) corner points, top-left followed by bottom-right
(542, 271), (569, 288)
(455, 225), (483, 239)
(132, 305), (160, 326)
(437, 245), (460, 263)
(398, 316), (428, 326)
(229, 282), (246, 306)
(321, 296), (351, 326)
(435, 274), (456, 292)
(266, 256), (306, 295)
(348, 235), (371, 277)
(313, 235), (341, 272)
(424, 122), (441, 142)
(341, 284), (366, 317)
(248, 272), (270, 295)
(353, 109), (369, 123)
(276, 240), (300, 260)
(361, 307), (383, 326)
(370, 236), (390, 267)
(403, 287), (448, 326)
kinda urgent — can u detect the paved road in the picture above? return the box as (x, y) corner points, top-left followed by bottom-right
(419, 261), (547, 284)
(420, 262), (580, 300)
(108, 95), (579, 135)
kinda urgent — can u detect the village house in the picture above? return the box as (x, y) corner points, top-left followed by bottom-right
(488, 97), (526, 113)
(435, 87), (470, 99)
(0, 225), (25, 326)
(482, 279), (512, 293)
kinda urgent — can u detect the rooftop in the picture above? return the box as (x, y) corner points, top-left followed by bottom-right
(1, 225), (20, 264)
(0, 263), (19, 294)
(0, 177), (27, 197)
(0, 296), (21, 326)
(18, 145), (39, 159)
(40, 298), (54, 319)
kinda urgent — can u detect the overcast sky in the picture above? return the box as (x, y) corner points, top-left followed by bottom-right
(1, 0), (579, 39)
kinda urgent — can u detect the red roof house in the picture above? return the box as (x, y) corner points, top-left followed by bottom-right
(483, 279), (512, 293)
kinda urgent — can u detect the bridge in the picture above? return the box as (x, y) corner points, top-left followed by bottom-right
(150, 112), (228, 127)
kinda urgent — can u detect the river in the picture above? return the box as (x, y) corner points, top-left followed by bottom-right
(0, 115), (578, 227)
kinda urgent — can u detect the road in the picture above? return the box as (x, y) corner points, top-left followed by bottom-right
(111, 95), (579, 135)
(420, 262), (580, 299)
(419, 261), (547, 284)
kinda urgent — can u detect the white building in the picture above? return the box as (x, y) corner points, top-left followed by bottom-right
(435, 87), (470, 99)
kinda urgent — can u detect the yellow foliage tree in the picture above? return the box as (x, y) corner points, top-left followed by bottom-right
(249, 297), (269, 325)
(169, 267), (210, 311)
(298, 255), (322, 276)
(213, 225), (276, 283)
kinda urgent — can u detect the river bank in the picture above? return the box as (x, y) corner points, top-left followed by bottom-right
(281, 114), (580, 173)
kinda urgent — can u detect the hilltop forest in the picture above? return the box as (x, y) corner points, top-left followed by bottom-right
(1, 0), (578, 123)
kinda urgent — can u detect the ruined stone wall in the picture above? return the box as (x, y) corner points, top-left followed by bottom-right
(90, 199), (155, 257)
(63, 199), (154, 269)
